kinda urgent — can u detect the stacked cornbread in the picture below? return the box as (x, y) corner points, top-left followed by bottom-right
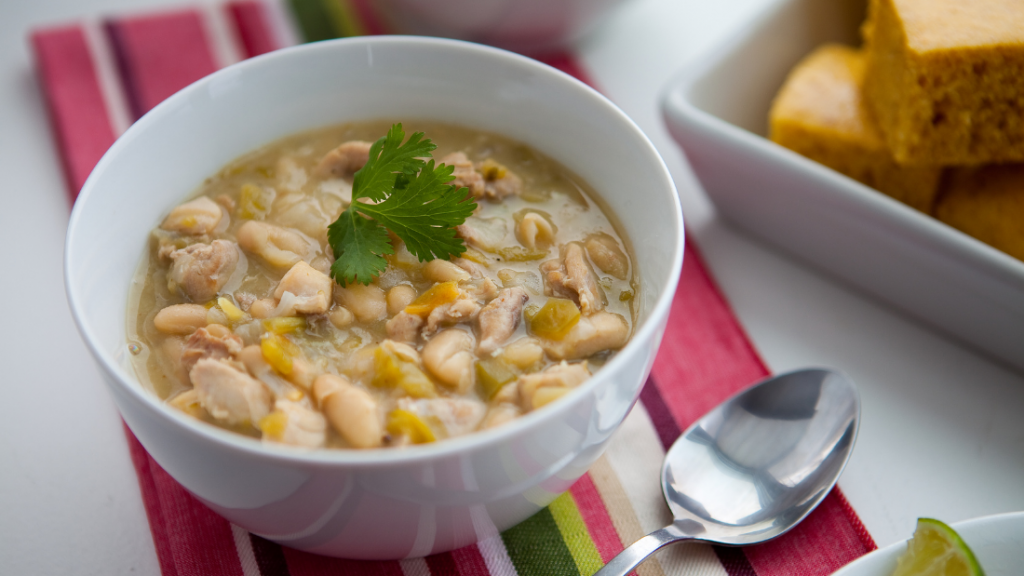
(770, 0), (1024, 261)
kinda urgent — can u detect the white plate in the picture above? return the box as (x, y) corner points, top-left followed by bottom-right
(660, 0), (1024, 373)
(834, 512), (1024, 576)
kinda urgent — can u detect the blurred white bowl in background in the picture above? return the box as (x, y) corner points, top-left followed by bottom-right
(369, 0), (633, 53)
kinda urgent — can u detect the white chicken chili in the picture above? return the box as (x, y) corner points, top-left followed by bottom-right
(127, 121), (637, 449)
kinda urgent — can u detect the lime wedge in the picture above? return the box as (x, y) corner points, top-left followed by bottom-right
(892, 518), (985, 576)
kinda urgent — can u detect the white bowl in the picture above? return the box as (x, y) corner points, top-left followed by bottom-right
(833, 512), (1024, 576)
(368, 0), (631, 53)
(661, 0), (1024, 373)
(65, 36), (683, 559)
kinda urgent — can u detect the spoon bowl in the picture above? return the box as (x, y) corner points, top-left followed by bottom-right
(597, 368), (860, 575)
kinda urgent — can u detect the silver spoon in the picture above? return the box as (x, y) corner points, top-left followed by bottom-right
(595, 368), (860, 575)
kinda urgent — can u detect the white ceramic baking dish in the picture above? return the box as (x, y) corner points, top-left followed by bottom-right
(661, 0), (1024, 373)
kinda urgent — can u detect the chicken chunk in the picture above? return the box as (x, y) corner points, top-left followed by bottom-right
(477, 287), (529, 355)
(160, 196), (223, 235)
(262, 399), (327, 448)
(180, 326), (243, 373)
(517, 362), (590, 411)
(397, 397), (486, 438)
(386, 311), (424, 344)
(276, 156), (308, 193)
(190, 358), (272, 425)
(540, 242), (604, 314)
(463, 277), (499, 301)
(273, 260), (333, 315)
(423, 294), (481, 337)
(236, 220), (314, 268)
(477, 159), (522, 200)
(316, 140), (372, 178)
(455, 216), (507, 252)
(168, 240), (240, 303)
(422, 329), (475, 393)
(541, 312), (629, 360)
(441, 152), (485, 198)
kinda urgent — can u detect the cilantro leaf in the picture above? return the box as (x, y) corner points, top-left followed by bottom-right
(357, 160), (476, 261)
(352, 124), (435, 203)
(327, 209), (393, 285)
(327, 124), (478, 285)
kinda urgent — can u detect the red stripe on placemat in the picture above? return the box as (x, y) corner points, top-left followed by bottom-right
(226, 1), (278, 58)
(125, 424), (183, 576)
(569, 474), (624, 564)
(347, 0), (387, 36)
(426, 552), (461, 575)
(650, 241), (770, 431)
(638, 375), (683, 450)
(714, 546), (759, 576)
(282, 546), (404, 575)
(532, 52), (596, 86)
(30, 25), (118, 200)
(124, 425), (244, 576)
(105, 9), (219, 119)
(745, 489), (876, 576)
(250, 534), (292, 575)
(451, 544), (492, 576)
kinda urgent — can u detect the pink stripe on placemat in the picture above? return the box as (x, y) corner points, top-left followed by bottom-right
(649, 241), (771, 431)
(30, 25), (118, 200)
(226, 1), (278, 58)
(569, 474), (624, 564)
(125, 424), (244, 576)
(105, 8), (219, 119)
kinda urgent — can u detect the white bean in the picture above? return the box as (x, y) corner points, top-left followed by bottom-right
(515, 212), (556, 250)
(160, 197), (222, 235)
(329, 306), (354, 328)
(422, 259), (471, 283)
(334, 283), (386, 323)
(313, 374), (382, 448)
(422, 330), (475, 393)
(236, 220), (312, 268)
(386, 285), (417, 316)
(153, 304), (207, 334)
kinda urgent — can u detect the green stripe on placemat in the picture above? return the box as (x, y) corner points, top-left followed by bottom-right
(549, 493), (604, 575)
(288, 0), (337, 41)
(288, 0), (367, 41)
(503, 506), (580, 575)
(323, 0), (366, 37)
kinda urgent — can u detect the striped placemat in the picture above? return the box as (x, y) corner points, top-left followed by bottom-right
(31, 2), (877, 574)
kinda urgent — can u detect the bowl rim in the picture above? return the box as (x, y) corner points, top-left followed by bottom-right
(65, 34), (685, 467)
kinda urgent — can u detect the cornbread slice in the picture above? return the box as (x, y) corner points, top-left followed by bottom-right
(863, 0), (1024, 165)
(770, 44), (941, 212)
(935, 164), (1024, 261)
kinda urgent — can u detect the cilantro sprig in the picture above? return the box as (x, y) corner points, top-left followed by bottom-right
(327, 124), (477, 285)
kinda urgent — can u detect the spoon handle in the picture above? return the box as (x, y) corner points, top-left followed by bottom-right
(593, 523), (695, 576)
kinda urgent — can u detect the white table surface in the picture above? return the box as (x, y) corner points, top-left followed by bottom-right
(2, 0), (1023, 574)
